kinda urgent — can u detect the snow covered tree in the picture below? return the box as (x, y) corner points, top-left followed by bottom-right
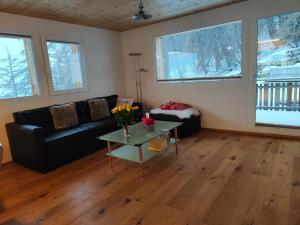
(257, 11), (300, 79)
(47, 42), (73, 90)
(0, 47), (32, 98)
(47, 42), (83, 91)
(159, 21), (242, 79)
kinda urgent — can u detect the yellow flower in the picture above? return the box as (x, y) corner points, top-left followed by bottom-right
(111, 107), (117, 114)
(112, 105), (138, 114)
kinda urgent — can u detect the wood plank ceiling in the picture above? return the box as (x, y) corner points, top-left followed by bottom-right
(0, 0), (246, 31)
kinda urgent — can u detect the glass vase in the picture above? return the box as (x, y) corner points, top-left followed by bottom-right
(123, 126), (130, 137)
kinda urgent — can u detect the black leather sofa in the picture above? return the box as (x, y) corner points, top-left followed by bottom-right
(6, 95), (142, 173)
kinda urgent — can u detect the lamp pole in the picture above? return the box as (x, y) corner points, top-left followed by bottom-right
(129, 52), (144, 103)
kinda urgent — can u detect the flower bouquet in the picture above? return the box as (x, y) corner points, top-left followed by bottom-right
(111, 105), (139, 136)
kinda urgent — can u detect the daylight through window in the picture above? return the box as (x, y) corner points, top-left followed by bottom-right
(255, 11), (300, 127)
(257, 11), (300, 80)
(0, 34), (39, 99)
(155, 21), (242, 81)
(46, 41), (86, 93)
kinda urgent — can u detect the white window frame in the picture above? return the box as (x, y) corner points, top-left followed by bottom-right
(253, 9), (300, 128)
(0, 32), (41, 100)
(154, 20), (243, 82)
(41, 34), (88, 95)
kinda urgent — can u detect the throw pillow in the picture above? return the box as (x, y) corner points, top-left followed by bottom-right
(50, 103), (79, 130)
(116, 98), (134, 107)
(88, 98), (110, 121)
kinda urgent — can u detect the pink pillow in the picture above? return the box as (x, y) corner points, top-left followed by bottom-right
(160, 101), (191, 111)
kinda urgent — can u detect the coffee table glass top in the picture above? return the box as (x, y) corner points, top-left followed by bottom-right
(99, 120), (182, 146)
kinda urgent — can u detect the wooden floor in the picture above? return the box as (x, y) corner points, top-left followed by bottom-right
(0, 130), (300, 225)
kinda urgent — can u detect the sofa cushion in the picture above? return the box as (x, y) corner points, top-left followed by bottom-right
(45, 124), (93, 144)
(92, 95), (118, 114)
(44, 119), (118, 144)
(50, 103), (79, 130)
(81, 119), (118, 134)
(43, 119), (118, 170)
(88, 99), (110, 121)
(13, 107), (54, 132)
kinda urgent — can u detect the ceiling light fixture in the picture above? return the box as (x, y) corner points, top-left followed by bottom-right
(131, 0), (152, 21)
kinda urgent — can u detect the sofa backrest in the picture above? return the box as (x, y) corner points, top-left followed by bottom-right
(13, 95), (118, 132)
(74, 100), (90, 124)
(13, 106), (54, 132)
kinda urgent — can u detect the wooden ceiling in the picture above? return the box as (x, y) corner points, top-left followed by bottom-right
(0, 0), (246, 31)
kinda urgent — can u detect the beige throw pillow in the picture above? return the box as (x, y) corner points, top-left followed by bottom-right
(88, 98), (110, 121)
(50, 103), (79, 130)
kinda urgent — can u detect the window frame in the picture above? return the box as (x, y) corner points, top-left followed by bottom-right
(0, 32), (41, 100)
(254, 10), (300, 128)
(154, 20), (244, 83)
(41, 34), (88, 96)
(255, 10), (300, 81)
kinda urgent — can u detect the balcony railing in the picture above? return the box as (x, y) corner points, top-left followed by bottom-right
(256, 79), (300, 112)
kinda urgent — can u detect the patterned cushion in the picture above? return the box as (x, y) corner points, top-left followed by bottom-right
(50, 103), (79, 130)
(88, 98), (110, 121)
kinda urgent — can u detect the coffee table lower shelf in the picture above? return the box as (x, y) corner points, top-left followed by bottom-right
(106, 138), (176, 164)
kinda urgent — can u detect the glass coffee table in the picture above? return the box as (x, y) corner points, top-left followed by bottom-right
(99, 120), (182, 176)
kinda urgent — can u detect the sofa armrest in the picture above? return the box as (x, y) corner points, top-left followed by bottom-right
(6, 123), (48, 173)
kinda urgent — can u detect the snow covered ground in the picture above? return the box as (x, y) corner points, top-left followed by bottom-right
(256, 110), (300, 127)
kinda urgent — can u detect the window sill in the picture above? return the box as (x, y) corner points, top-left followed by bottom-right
(157, 76), (242, 84)
(255, 122), (300, 130)
(49, 87), (89, 96)
(0, 95), (41, 102)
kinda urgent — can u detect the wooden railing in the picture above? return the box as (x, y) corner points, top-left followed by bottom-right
(256, 79), (300, 111)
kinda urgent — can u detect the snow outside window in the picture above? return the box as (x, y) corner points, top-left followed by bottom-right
(46, 40), (87, 94)
(257, 11), (300, 81)
(155, 21), (242, 81)
(255, 11), (300, 127)
(0, 34), (40, 99)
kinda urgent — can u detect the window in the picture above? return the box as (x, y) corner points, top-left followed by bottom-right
(257, 11), (300, 80)
(255, 11), (300, 127)
(155, 21), (242, 81)
(0, 34), (39, 99)
(45, 40), (87, 94)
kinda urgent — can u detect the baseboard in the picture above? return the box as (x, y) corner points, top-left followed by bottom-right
(202, 128), (300, 141)
(0, 160), (13, 167)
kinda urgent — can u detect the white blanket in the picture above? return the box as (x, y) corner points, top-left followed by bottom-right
(150, 108), (200, 119)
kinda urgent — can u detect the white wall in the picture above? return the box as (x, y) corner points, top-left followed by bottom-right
(0, 13), (125, 163)
(121, 0), (300, 137)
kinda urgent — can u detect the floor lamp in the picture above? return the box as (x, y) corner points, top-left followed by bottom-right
(129, 53), (147, 103)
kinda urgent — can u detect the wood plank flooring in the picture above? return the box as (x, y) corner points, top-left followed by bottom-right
(0, 130), (299, 225)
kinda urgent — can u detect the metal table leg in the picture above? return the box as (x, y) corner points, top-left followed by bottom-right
(107, 141), (112, 168)
(174, 127), (179, 154)
(138, 145), (144, 177)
